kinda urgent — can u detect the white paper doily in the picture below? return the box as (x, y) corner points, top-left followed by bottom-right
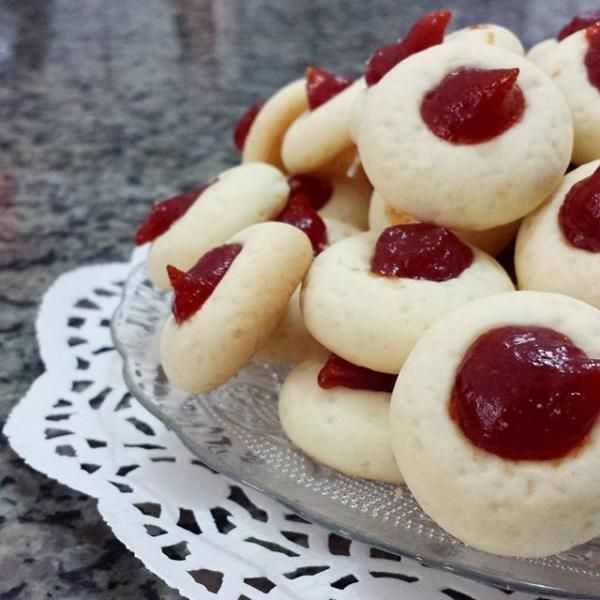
(4, 250), (559, 600)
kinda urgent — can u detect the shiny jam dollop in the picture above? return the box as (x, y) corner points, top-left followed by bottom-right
(371, 223), (473, 281)
(559, 166), (600, 252)
(365, 10), (452, 86)
(276, 195), (328, 254)
(135, 185), (207, 245)
(450, 326), (600, 461)
(306, 67), (353, 110)
(288, 174), (333, 210)
(233, 99), (264, 151)
(585, 24), (600, 92)
(318, 354), (397, 393)
(421, 67), (525, 144)
(167, 244), (243, 324)
(557, 11), (600, 40)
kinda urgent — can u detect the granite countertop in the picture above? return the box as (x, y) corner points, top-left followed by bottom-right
(0, 1), (597, 598)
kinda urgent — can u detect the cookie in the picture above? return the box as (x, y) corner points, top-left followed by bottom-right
(531, 28), (600, 165)
(369, 190), (518, 256)
(148, 163), (288, 290)
(301, 228), (514, 373)
(279, 358), (402, 483)
(242, 79), (308, 170)
(357, 42), (573, 230)
(390, 291), (600, 557)
(445, 24), (525, 55)
(281, 78), (366, 174)
(255, 218), (359, 364)
(516, 159), (600, 307)
(160, 222), (313, 393)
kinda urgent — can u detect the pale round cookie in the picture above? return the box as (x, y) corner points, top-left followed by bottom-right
(358, 42), (573, 230)
(301, 231), (514, 373)
(445, 24), (525, 55)
(526, 38), (559, 70)
(242, 78), (308, 170)
(532, 29), (600, 165)
(279, 358), (402, 483)
(281, 78), (367, 174)
(368, 190), (518, 256)
(516, 160), (600, 307)
(390, 291), (600, 557)
(148, 163), (288, 290)
(255, 218), (359, 364)
(319, 173), (371, 230)
(160, 222), (313, 394)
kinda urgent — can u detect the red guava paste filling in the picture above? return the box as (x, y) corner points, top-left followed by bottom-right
(288, 174), (333, 211)
(365, 10), (452, 86)
(421, 67), (525, 144)
(135, 185), (208, 245)
(276, 195), (328, 254)
(306, 67), (353, 110)
(558, 11), (600, 40)
(167, 243), (242, 324)
(585, 24), (600, 92)
(559, 166), (600, 252)
(450, 326), (600, 461)
(233, 99), (264, 151)
(371, 223), (473, 282)
(318, 354), (397, 393)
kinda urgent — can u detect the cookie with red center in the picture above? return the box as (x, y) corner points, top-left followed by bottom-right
(357, 42), (572, 230)
(390, 291), (600, 557)
(516, 160), (600, 307)
(160, 221), (313, 394)
(279, 357), (402, 483)
(530, 26), (600, 165)
(147, 163), (289, 290)
(301, 225), (513, 374)
(369, 190), (519, 256)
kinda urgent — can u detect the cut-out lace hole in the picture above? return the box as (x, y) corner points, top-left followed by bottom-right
(177, 508), (201, 534)
(188, 568), (223, 593)
(126, 417), (155, 436)
(284, 513), (310, 524)
(99, 318), (111, 327)
(92, 346), (114, 355)
(331, 574), (359, 590)
(244, 576), (276, 593)
(228, 486), (267, 522)
(161, 541), (190, 561)
(442, 590), (477, 600)
(86, 438), (107, 448)
(144, 524), (167, 537)
(284, 566), (329, 579)
(110, 481), (133, 493)
(76, 357), (90, 370)
(124, 443), (166, 450)
(114, 393), (132, 411)
(75, 298), (100, 310)
(71, 380), (93, 393)
(80, 463), (101, 474)
(134, 502), (161, 518)
(45, 413), (72, 422)
(328, 533), (351, 556)
(281, 530), (309, 548)
(151, 456), (175, 463)
(89, 387), (112, 409)
(192, 459), (217, 474)
(116, 464), (139, 477)
(52, 399), (72, 408)
(55, 444), (76, 457)
(94, 288), (116, 297)
(67, 317), (85, 328)
(45, 428), (73, 440)
(244, 537), (299, 557)
(210, 507), (236, 534)
(370, 570), (419, 583)
(67, 336), (86, 347)
(370, 547), (402, 561)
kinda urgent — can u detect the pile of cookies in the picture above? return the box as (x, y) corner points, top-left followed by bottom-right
(134, 10), (600, 559)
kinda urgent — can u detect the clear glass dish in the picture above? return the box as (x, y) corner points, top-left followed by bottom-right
(111, 263), (600, 599)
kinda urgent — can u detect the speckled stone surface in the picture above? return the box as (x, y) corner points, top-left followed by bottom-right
(0, 1), (598, 598)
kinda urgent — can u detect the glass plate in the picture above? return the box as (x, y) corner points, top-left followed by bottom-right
(111, 263), (600, 599)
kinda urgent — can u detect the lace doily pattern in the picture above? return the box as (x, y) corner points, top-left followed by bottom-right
(2, 258), (571, 599)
